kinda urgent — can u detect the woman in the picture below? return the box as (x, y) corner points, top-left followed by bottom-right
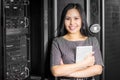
(50, 3), (104, 80)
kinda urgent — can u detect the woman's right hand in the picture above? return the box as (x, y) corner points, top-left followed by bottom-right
(82, 52), (95, 67)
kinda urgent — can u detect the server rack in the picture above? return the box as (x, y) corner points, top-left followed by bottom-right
(103, 0), (120, 80)
(0, 0), (4, 79)
(1, 0), (30, 80)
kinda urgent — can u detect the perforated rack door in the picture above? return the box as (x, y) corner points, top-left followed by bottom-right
(104, 0), (120, 80)
(3, 0), (30, 80)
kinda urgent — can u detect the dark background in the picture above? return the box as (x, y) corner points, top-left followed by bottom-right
(1, 0), (120, 80)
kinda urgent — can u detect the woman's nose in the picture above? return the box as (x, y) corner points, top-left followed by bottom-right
(70, 19), (74, 25)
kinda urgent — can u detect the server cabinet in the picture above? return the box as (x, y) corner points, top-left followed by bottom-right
(2, 0), (30, 80)
(86, 0), (103, 80)
(0, 0), (3, 79)
(29, 0), (44, 78)
(103, 0), (120, 80)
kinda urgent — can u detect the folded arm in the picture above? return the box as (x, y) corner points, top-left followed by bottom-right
(51, 53), (102, 77)
(51, 61), (87, 77)
(67, 65), (103, 78)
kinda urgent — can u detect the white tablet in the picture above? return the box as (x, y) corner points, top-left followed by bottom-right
(76, 46), (92, 62)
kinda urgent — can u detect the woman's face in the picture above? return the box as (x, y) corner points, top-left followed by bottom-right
(64, 8), (82, 34)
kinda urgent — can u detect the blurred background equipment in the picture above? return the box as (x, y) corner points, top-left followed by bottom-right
(89, 24), (101, 34)
(1, 0), (120, 80)
(1, 0), (30, 80)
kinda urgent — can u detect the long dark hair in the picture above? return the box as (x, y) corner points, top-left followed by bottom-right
(57, 3), (92, 37)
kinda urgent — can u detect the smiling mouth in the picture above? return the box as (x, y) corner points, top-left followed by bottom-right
(69, 26), (76, 30)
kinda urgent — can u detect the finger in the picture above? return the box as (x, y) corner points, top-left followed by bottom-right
(91, 52), (94, 56)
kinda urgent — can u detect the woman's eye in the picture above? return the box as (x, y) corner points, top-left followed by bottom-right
(65, 17), (70, 20)
(75, 18), (79, 20)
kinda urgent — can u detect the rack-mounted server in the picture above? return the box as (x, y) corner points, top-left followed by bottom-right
(0, 0), (30, 80)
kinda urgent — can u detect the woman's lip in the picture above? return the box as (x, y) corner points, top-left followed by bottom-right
(69, 26), (76, 30)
